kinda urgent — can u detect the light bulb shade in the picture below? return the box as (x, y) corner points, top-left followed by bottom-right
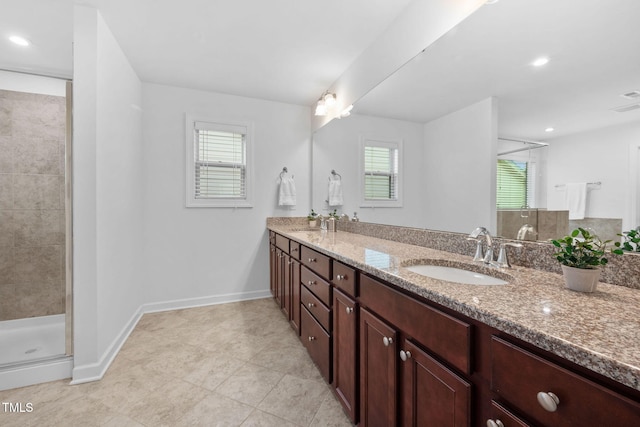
(314, 99), (327, 116)
(324, 92), (336, 107)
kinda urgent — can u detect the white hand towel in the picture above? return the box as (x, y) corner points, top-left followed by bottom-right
(278, 175), (296, 206)
(328, 179), (343, 206)
(565, 182), (587, 220)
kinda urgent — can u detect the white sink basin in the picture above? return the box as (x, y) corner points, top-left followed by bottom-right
(406, 264), (508, 285)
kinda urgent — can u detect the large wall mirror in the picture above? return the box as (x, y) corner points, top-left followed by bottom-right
(311, 0), (640, 244)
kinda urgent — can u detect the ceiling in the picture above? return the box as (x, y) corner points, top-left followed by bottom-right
(354, 0), (640, 141)
(0, 0), (413, 105)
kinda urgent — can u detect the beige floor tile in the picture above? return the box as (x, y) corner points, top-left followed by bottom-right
(215, 362), (284, 406)
(250, 341), (323, 382)
(257, 374), (330, 426)
(309, 391), (353, 426)
(125, 378), (210, 427)
(174, 392), (254, 427)
(240, 408), (300, 427)
(182, 353), (245, 390)
(101, 414), (146, 427)
(28, 395), (120, 427)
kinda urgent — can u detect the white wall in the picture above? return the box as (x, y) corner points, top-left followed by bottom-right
(546, 121), (640, 229)
(312, 114), (424, 227)
(422, 97), (497, 233)
(0, 70), (66, 95)
(72, 6), (143, 381)
(141, 83), (310, 305)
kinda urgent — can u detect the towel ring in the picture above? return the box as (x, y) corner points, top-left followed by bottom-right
(279, 167), (288, 179)
(329, 169), (342, 181)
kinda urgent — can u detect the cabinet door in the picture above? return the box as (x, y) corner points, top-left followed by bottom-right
(290, 258), (301, 335)
(281, 253), (291, 317)
(274, 248), (284, 307)
(400, 339), (471, 427)
(333, 289), (358, 423)
(269, 244), (277, 298)
(360, 307), (397, 427)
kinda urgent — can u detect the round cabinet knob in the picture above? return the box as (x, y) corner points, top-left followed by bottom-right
(308, 303), (315, 308)
(345, 307), (354, 314)
(399, 350), (412, 362)
(486, 420), (504, 427)
(382, 337), (393, 347)
(537, 391), (560, 412)
(288, 260), (293, 265)
(308, 280), (316, 286)
(291, 248), (298, 252)
(308, 336), (316, 342)
(336, 274), (345, 280)
(308, 258), (316, 263)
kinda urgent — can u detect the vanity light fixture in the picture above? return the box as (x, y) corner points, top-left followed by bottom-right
(314, 91), (336, 116)
(532, 57), (549, 67)
(339, 104), (353, 119)
(9, 35), (30, 47)
(545, 127), (555, 132)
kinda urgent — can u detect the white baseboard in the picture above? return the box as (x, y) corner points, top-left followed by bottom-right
(69, 289), (271, 385)
(0, 356), (73, 391)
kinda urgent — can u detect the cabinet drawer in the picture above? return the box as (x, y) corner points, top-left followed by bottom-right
(489, 400), (531, 427)
(301, 285), (331, 332)
(332, 261), (356, 297)
(275, 234), (290, 252)
(301, 246), (331, 278)
(359, 274), (471, 375)
(301, 266), (332, 307)
(301, 307), (331, 382)
(491, 336), (640, 427)
(289, 241), (301, 260)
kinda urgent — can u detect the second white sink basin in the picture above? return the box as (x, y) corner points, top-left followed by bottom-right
(406, 264), (508, 285)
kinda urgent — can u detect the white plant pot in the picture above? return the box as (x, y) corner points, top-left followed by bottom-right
(561, 265), (601, 293)
(308, 220), (317, 228)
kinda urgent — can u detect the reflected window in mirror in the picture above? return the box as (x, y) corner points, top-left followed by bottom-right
(496, 159), (536, 209)
(360, 138), (403, 208)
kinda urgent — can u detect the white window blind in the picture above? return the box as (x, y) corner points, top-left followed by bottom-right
(186, 116), (253, 207)
(496, 159), (528, 209)
(360, 138), (402, 207)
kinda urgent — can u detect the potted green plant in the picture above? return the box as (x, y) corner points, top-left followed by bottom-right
(551, 228), (612, 292)
(614, 229), (640, 253)
(307, 209), (319, 228)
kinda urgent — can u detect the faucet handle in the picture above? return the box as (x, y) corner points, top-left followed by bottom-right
(466, 237), (485, 262)
(496, 242), (523, 268)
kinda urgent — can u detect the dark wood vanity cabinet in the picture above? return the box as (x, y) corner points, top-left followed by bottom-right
(268, 231), (640, 427)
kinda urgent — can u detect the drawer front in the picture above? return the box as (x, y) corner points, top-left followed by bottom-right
(301, 284), (331, 332)
(301, 307), (331, 382)
(489, 400), (531, 427)
(491, 336), (640, 427)
(301, 246), (331, 278)
(275, 234), (290, 252)
(301, 266), (332, 306)
(359, 273), (471, 375)
(332, 261), (356, 297)
(289, 241), (301, 260)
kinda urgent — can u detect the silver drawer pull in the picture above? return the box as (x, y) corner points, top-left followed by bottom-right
(308, 336), (316, 342)
(399, 350), (412, 361)
(307, 280), (316, 286)
(382, 336), (393, 347)
(308, 258), (316, 263)
(288, 260), (293, 265)
(291, 248), (298, 252)
(537, 391), (560, 412)
(308, 303), (315, 308)
(345, 307), (354, 314)
(336, 274), (345, 280)
(486, 420), (504, 427)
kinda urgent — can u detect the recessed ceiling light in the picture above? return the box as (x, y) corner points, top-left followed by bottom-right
(545, 127), (555, 132)
(9, 35), (30, 47)
(532, 57), (549, 67)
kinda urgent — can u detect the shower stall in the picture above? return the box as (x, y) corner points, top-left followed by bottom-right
(0, 72), (73, 389)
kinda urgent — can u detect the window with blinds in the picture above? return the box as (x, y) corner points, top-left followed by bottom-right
(496, 159), (528, 209)
(360, 138), (402, 207)
(186, 116), (253, 207)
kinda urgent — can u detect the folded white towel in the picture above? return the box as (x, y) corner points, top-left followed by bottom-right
(278, 175), (296, 206)
(328, 179), (343, 206)
(565, 182), (587, 220)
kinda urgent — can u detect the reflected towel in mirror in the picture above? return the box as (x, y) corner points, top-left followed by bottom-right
(328, 178), (343, 206)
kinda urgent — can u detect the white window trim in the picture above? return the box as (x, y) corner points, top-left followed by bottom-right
(185, 114), (254, 208)
(359, 136), (403, 208)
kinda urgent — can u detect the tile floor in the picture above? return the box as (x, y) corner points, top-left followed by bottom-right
(0, 298), (353, 426)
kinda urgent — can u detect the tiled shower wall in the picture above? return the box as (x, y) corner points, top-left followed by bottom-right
(0, 90), (66, 321)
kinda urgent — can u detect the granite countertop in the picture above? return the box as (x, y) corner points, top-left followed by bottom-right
(268, 224), (640, 392)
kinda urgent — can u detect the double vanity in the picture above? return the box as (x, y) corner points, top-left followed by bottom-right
(267, 218), (640, 426)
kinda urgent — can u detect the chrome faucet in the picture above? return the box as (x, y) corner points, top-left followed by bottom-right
(468, 227), (494, 265)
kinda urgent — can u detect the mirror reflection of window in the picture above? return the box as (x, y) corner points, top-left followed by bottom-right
(361, 138), (402, 207)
